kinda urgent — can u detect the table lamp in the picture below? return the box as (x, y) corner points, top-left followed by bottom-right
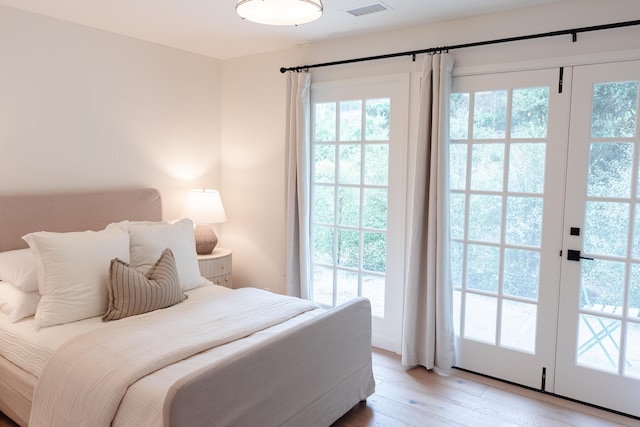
(182, 189), (227, 255)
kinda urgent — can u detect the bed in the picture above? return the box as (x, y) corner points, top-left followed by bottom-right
(0, 187), (375, 426)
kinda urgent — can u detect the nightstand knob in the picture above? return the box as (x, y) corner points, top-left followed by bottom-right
(225, 277), (229, 282)
(220, 264), (225, 270)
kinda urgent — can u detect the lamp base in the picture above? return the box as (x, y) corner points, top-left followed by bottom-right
(194, 224), (218, 255)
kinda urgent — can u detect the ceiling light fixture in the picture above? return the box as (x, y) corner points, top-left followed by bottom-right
(236, 0), (323, 26)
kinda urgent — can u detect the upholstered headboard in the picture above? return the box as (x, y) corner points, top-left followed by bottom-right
(0, 188), (162, 252)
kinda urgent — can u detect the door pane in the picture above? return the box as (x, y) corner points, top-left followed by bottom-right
(503, 248), (539, 299)
(465, 294), (497, 344)
(509, 143), (546, 193)
(578, 315), (621, 372)
(468, 195), (502, 242)
(501, 300), (537, 353)
(583, 201), (629, 257)
(511, 87), (549, 138)
(466, 244), (500, 292)
(340, 100), (362, 141)
(473, 90), (507, 139)
(580, 259), (625, 310)
(591, 81), (638, 138)
(505, 196), (543, 247)
(470, 143), (504, 190)
(587, 142), (633, 198)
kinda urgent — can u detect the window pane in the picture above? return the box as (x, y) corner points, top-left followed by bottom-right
(578, 315), (620, 372)
(625, 322), (640, 378)
(470, 143), (504, 191)
(467, 244), (500, 292)
(451, 242), (464, 287)
(511, 87), (549, 139)
(580, 259), (625, 309)
(312, 265), (333, 306)
(464, 293), (497, 344)
(340, 100), (362, 141)
(450, 193), (465, 240)
(365, 98), (390, 141)
(587, 142), (633, 198)
(363, 188), (387, 230)
(313, 145), (335, 184)
(631, 265), (640, 316)
(501, 300), (537, 353)
(364, 144), (388, 186)
(468, 195), (502, 243)
(313, 185), (334, 224)
(363, 231), (386, 272)
(591, 81), (638, 138)
(505, 196), (543, 247)
(337, 229), (359, 268)
(473, 90), (507, 139)
(313, 225), (334, 264)
(338, 187), (360, 227)
(584, 201), (629, 257)
(503, 248), (539, 299)
(339, 145), (361, 184)
(450, 92), (470, 140)
(336, 269), (359, 306)
(508, 143), (546, 193)
(450, 143), (468, 190)
(314, 102), (336, 142)
(362, 274), (385, 318)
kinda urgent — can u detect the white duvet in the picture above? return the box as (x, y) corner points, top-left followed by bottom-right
(0, 286), (324, 426)
(28, 287), (318, 427)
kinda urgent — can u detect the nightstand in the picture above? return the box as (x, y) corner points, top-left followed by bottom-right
(198, 248), (232, 288)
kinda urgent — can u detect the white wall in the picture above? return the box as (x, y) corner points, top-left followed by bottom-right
(0, 5), (223, 220)
(221, 0), (640, 293)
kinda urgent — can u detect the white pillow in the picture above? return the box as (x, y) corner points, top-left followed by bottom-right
(128, 219), (205, 291)
(22, 222), (130, 328)
(0, 282), (41, 322)
(0, 249), (38, 293)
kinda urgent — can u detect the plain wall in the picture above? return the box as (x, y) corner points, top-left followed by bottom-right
(0, 5), (223, 220)
(221, 0), (640, 293)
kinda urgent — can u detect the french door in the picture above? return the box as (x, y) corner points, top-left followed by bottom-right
(452, 60), (640, 417)
(309, 74), (409, 352)
(555, 60), (640, 416)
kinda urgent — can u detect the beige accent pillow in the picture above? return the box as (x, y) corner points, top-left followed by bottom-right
(104, 248), (187, 321)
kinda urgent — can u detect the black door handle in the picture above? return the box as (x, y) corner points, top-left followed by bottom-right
(567, 249), (594, 261)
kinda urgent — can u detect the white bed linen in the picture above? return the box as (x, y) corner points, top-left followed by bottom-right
(30, 287), (319, 427)
(0, 285), (332, 426)
(0, 285), (234, 378)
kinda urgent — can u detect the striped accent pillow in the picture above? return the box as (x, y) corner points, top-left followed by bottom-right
(104, 248), (187, 321)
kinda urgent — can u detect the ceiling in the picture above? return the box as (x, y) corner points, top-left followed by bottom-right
(0, 0), (566, 59)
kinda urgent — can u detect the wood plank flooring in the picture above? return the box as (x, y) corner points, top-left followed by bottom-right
(332, 348), (639, 427)
(2, 347), (638, 426)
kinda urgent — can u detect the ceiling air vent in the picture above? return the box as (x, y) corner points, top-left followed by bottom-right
(346, 2), (391, 17)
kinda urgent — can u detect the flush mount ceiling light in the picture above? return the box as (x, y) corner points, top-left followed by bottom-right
(236, 0), (323, 26)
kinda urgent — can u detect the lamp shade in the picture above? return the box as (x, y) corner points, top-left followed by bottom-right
(236, 0), (323, 26)
(182, 189), (227, 224)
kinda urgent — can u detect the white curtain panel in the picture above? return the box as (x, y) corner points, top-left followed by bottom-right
(402, 54), (456, 371)
(284, 72), (312, 299)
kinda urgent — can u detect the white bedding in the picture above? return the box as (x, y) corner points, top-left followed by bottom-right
(0, 285), (329, 426)
(0, 285), (235, 377)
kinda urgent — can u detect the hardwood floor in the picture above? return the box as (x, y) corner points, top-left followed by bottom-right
(332, 348), (638, 427)
(2, 347), (638, 426)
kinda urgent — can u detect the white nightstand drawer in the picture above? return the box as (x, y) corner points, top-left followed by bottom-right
(198, 248), (232, 288)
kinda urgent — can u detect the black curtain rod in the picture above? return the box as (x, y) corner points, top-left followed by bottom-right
(279, 19), (640, 73)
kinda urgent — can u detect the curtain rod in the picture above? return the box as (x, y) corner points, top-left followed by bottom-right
(279, 19), (640, 73)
